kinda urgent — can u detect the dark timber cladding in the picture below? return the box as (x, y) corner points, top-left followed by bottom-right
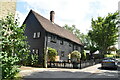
(23, 10), (83, 67)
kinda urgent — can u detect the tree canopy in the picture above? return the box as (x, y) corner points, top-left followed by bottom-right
(63, 24), (98, 54)
(63, 24), (82, 42)
(88, 12), (119, 54)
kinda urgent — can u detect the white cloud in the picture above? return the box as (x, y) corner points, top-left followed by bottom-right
(17, 0), (120, 34)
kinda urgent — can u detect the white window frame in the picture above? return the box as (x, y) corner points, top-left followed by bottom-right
(33, 32), (41, 38)
(33, 32), (37, 38)
(37, 32), (41, 38)
(32, 49), (39, 54)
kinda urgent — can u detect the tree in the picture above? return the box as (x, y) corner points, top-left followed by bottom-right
(81, 50), (86, 60)
(0, 14), (30, 79)
(88, 12), (119, 55)
(63, 24), (98, 54)
(107, 46), (117, 53)
(82, 35), (98, 54)
(63, 24), (83, 43)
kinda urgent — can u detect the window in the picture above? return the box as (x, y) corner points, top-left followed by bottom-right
(37, 32), (41, 38)
(51, 35), (57, 43)
(74, 45), (78, 50)
(36, 49), (39, 54)
(32, 49), (35, 53)
(61, 51), (64, 57)
(60, 39), (64, 45)
(32, 49), (39, 54)
(75, 46), (78, 50)
(69, 42), (72, 47)
(33, 32), (41, 38)
(33, 32), (37, 38)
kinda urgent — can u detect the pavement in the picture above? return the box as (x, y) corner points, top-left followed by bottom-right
(19, 64), (119, 78)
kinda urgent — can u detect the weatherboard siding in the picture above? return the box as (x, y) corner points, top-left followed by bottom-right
(46, 32), (82, 61)
(24, 12), (45, 64)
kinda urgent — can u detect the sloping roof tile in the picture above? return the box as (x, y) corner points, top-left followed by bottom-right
(31, 10), (82, 45)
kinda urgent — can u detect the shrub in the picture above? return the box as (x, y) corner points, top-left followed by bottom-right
(104, 54), (114, 57)
(70, 51), (81, 61)
(104, 53), (116, 58)
(47, 47), (58, 61)
(0, 52), (20, 79)
(116, 54), (120, 58)
(0, 14), (30, 79)
(116, 49), (120, 54)
(93, 54), (103, 59)
(26, 53), (39, 66)
(81, 50), (87, 60)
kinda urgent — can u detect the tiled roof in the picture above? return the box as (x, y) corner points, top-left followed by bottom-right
(31, 10), (82, 45)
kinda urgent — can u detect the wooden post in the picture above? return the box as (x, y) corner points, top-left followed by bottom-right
(44, 47), (48, 68)
(80, 60), (81, 69)
(50, 61), (51, 67)
(64, 61), (66, 68)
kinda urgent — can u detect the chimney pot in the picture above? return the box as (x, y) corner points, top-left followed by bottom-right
(50, 11), (55, 23)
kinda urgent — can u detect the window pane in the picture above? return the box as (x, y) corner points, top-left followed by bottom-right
(61, 51), (64, 57)
(33, 33), (36, 38)
(51, 35), (56, 43)
(37, 32), (41, 38)
(36, 49), (39, 54)
(32, 49), (35, 53)
(69, 42), (71, 47)
(60, 40), (64, 45)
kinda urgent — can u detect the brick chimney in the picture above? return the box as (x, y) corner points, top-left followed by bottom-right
(50, 11), (55, 23)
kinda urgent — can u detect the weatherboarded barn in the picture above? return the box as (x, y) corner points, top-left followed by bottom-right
(23, 10), (83, 67)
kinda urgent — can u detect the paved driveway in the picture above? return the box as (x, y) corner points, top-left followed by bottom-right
(19, 64), (118, 79)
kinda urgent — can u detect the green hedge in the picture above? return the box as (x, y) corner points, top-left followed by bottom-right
(104, 53), (119, 58)
(70, 51), (81, 62)
(47, 47), (58, 61)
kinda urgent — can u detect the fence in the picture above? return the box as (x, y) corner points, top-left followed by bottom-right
(47, 59), (102, 69)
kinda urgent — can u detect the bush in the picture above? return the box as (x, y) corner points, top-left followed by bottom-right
(26, 53), (39, 66)
(81, 50), (87, 60)
(70, 51), (81, 61)
(0, 52), (20, 79)
(116, 54), (120, 58)
(116, 49), (120, 54)
(104, 53), (116, 58)
(104, 54), (114, 57)
(0, 14), (30, 79)
(47, 47), (58, 61)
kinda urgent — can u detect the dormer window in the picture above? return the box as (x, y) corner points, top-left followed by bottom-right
(33, 32), (41, 38)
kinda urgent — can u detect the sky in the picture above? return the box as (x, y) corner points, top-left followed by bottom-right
(16, 0), (120, 34)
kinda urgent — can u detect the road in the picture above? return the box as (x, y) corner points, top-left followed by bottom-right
(19, 63), (119, 79)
